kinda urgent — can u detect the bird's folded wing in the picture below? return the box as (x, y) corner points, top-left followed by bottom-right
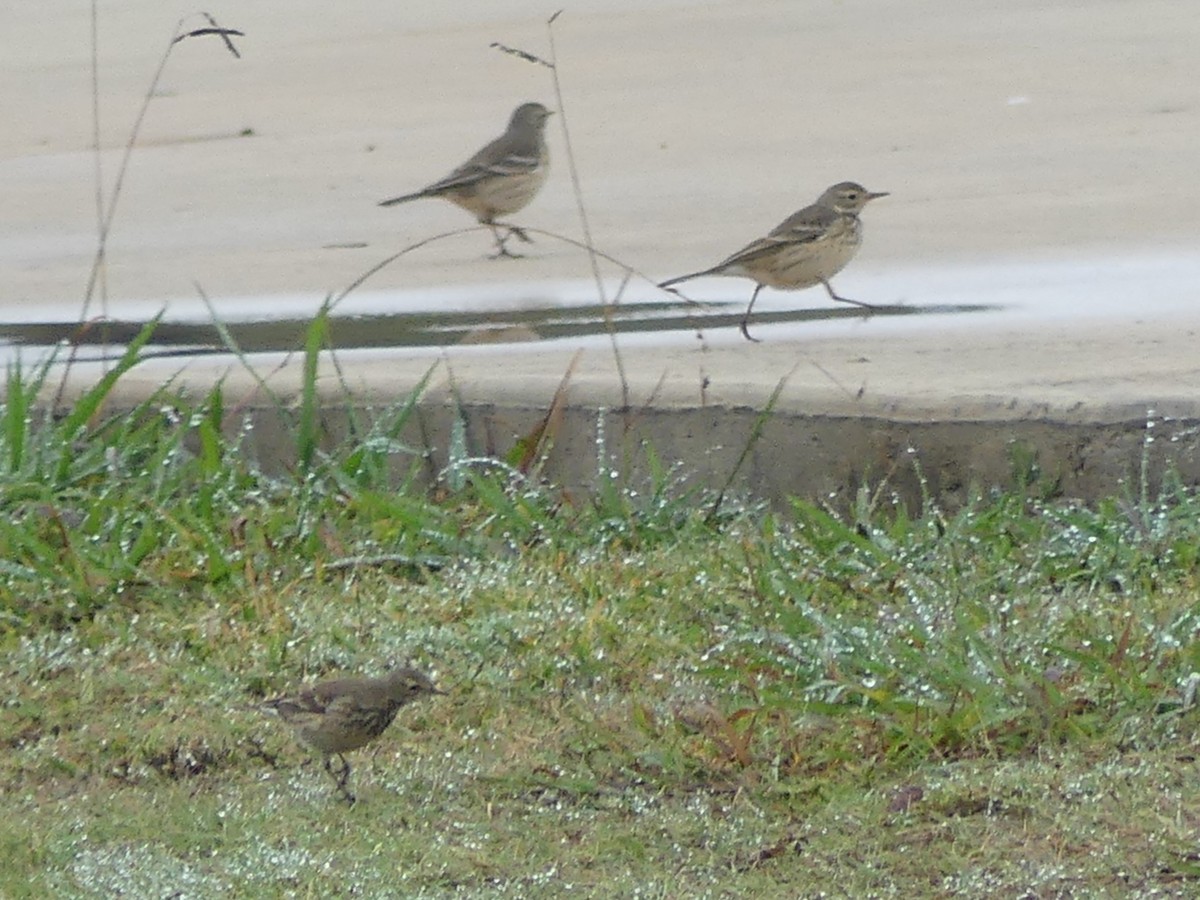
(449, 132), (540, 178)
(485, 153), (543, 174)
(310, 682), (377, 713)
(414, 157), (530, 197)
(716, 209), (832, 269)
(270, 684), (349, 716)
(382, 130), (542, 204)
(264, 693), (326, 720)
(717, 233), (799, 268)
(768, 206), (836, 242)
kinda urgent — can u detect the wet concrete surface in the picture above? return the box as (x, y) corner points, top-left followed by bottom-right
(39, 254), (1200, 509)
(6, 2), (1200, 504)
(0, 295), (995, 359)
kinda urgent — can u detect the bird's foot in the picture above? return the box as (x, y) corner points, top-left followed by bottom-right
(823, 279), (879, 315)
(488, 244), (525, 260)
(738, 317), (763, 343)
(836, 297), (879, 313)
(486, 223), (533, 258)
(324, 755), (356, 802)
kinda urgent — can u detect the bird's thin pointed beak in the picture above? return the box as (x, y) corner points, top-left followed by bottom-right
(867, 191), (889, 200)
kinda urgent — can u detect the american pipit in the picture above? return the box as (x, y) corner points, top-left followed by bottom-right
(379, 102), (553, 258)
(261, 666), (444, 802)
(659, 181), (888, 341)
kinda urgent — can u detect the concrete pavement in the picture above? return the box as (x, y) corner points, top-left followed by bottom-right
(5, 1), (1200, 504)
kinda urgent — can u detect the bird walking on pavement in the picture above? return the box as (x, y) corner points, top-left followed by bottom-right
(261, 665), (444, 803)
(379, 102), (553, 258)
(659, 181), (888, 341)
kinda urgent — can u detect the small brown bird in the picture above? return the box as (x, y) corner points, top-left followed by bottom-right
(261, 666), (444, 802)
(659, 181), (888, 341)
(379, 102), (553, 258)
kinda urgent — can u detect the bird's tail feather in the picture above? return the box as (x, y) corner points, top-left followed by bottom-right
(378, 189), (430, 208)
(658, 268), (718, 289)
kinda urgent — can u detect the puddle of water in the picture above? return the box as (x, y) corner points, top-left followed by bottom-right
(3, 252), (1194, 364)
(0, 296), (994, 363)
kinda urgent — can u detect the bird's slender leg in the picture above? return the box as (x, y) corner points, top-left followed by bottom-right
(324, 754), (356, 803)
(486, 223), (524, 259)
(504, 224), (533, 244)
(739, 284), (765, 343)
(821, 278), (877, 311)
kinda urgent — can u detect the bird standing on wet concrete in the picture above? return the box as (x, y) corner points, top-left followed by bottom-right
(659, 181), (888, 341)
(379, 102), (553, 258)
(261, 665), (444, 803)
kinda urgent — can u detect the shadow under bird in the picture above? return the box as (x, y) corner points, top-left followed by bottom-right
(261, 665), (444, 803)
(659, 181), (888, 342)
(379, 102), (553, 258)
